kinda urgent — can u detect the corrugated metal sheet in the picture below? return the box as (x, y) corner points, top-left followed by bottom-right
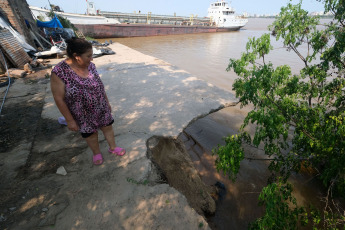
(0, 28), (30, 68)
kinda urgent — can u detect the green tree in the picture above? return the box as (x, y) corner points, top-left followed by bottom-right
(213, 0), (345, 228)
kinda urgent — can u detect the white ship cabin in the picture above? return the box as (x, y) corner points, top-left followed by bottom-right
(87, 1), (97, 15)
(207, 0), (248, 29)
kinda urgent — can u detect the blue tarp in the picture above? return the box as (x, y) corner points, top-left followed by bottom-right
(37, 16), (63, 28)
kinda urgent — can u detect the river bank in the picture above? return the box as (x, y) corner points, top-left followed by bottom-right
(0, 42), (236, 229)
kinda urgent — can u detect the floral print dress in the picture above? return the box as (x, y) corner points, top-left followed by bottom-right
(52, 60), (113, 134)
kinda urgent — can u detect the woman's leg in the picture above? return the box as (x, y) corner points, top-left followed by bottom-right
(85, 132), (102, 164)
(100, 125), (116, 150)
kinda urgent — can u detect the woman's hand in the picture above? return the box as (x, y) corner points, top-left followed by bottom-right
(67, 119), (79, 132)
(51, 73), (78, 132)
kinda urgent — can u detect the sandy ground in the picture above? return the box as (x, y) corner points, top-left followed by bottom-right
(0, 43), (237, 229)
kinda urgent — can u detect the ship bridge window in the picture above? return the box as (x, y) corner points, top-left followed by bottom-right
(224, 11), (234, 15)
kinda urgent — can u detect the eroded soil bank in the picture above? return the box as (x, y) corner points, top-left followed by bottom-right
(147, 136), (217, 217)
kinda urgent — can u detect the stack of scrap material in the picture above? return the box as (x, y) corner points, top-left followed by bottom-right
(0, 28), (31, 70)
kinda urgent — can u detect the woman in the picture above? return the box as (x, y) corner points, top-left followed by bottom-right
(51, 37), (125, 165)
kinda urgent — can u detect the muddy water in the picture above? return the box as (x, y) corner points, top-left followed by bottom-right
(102, 18), (334, 229)
(101, 18), (315, 93)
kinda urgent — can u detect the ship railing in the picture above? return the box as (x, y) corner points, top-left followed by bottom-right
(100, 11), (210, 22)
(236, 15), (248, 19)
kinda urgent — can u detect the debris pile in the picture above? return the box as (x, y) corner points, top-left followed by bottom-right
(0, 11), (116, 76)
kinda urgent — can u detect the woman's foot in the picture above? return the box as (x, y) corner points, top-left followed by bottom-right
(108, 147), (126, 156)
(93, 153), (103, 165)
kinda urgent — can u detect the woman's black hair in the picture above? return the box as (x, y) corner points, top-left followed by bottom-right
(66, 37), (92, 58)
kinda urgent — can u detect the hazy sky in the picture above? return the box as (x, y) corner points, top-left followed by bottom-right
(27, 0), (325, 16)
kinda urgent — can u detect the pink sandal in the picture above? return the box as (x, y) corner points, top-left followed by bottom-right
(93, 153), (103, 165)
(108, 147), (126, 156)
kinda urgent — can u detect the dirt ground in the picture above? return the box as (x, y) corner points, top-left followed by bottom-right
(0, 66), (81, 228)
(0, 63), (219, 229)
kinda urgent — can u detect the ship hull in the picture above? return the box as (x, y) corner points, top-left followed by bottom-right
(74, 23), (243, 38)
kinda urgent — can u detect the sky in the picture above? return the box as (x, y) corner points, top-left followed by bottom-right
(26, 0), (325, 17)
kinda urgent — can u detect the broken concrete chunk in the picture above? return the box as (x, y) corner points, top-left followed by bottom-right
(0, 214), (6, 222)
(24, 63), (33, 73)
(30, 60), (39, 67)
(8, 68), (26, 78)
(56, 166), (67, 176)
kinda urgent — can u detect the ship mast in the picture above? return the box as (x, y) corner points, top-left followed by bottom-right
(47, 0), (53, 11)
(86, 0), (89, 15)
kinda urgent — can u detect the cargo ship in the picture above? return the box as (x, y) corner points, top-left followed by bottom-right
(30, 0), (248, 38)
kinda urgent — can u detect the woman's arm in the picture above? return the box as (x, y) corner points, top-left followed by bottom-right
(50, 72), (79, 131)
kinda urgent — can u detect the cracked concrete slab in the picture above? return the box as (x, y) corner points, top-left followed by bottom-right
(4, 42), (236, 229)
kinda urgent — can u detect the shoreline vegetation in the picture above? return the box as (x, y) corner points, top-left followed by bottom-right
(214, 0), (345, 229)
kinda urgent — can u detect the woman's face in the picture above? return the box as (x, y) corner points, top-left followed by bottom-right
(75, 48), (93, 67)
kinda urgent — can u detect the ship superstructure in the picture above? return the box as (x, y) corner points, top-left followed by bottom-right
(207, 0), (247, 30)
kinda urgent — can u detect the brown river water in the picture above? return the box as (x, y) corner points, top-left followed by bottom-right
(99, 18), (340, 229)
(102, 18), (311, 93)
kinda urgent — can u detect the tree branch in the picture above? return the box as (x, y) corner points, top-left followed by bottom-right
(289, 44), (307, 66)
(244, 155), (309, 162)
(307, 37), (310, 58)
(245, 157), (275, 161)
(254, 61), (264, 67)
